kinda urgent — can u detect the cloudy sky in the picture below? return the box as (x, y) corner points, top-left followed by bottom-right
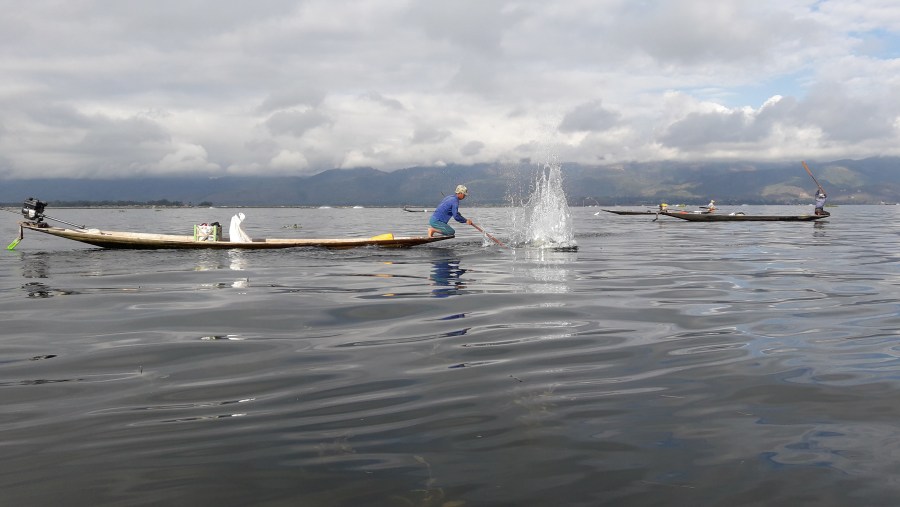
(2, 0), (900, 179)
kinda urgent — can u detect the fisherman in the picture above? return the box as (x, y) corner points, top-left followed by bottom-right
(427, 185), (473, 238)
(814, 189), (827, 215)
(659, 203), (669, 212)
(706, 199), (717, 211)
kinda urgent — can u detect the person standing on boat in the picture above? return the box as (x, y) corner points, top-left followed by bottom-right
(427, 185), (472, 238)
(814, 189), (827, 215)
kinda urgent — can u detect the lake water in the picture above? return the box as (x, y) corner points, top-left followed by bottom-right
(3, 204), (900, 506)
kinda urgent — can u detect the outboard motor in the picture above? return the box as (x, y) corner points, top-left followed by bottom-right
(22, 197), (46, 223)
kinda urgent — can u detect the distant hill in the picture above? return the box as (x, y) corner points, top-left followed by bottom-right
(2, 157), (899, 207)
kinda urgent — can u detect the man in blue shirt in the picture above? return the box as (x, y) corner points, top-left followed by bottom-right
(428, 185), (473, 238)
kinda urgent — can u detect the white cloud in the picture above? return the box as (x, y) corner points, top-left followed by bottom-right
(270, 149), (309, 170)
(158, 144), (220, 174)
(2, 0), (900, 179)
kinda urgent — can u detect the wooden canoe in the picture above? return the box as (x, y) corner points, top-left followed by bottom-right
(17, 222), (453, 249)
(603, 208), (713, 216)
(660, 211), (828, 222)
(601, 209), (659, 215)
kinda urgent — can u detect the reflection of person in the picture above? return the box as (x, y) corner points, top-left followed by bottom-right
(427, 185), (473, 238)
(814, 189), (828, 215)
(430, 258), (466, 298)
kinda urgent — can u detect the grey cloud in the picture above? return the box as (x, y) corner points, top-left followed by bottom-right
(412, 126), (452, 144)
(257, 89), (327, 114)
(661, 109), (769, 149)
(405, 1), (509, 54)
(78, 116), (170, 152)
(362, 92), (405, 111)
(609, 2), (806, 66)
(460, 140), (484, 157)
(799, 84), (899, 142)
(25, 103), (95, 129)
(265, 110), (331, 137)
(559, 101), (621, 133)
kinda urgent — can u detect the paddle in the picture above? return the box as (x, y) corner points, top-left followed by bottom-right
(470, 223), (507, 248)
(801, 161), (826, 193)
(7, 225), (23, 250)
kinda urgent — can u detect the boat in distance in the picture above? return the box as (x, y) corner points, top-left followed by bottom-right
(660, 210), (829, 222)
(601, 209), (659, 215)
(10, 198), (452, 250)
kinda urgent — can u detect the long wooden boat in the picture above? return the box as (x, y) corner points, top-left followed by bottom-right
(660, 211), (828, 222)
(15, 222), (452, 250)
(603, 208), (713, 216)
(601, 209), (659, 215)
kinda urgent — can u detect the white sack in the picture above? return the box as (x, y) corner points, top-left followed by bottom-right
(229, 212), (252, 242)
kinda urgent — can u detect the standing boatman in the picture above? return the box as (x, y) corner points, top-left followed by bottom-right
(427, 185), (473, 238)
(802, 161), (829, 217)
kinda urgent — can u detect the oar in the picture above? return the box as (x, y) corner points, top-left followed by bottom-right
(470, 223), (507, 248)
(801, 161), (825, 193)
(7, 225), (24, 250)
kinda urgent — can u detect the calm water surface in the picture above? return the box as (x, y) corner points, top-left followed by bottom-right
(3, 205), (900, 506)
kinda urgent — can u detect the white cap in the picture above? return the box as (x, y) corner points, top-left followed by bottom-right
(455, 185), (468, 196)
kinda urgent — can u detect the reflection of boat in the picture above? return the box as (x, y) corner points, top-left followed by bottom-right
(17, 222), (451, 249)
(661, 211), (828, 222)
(12, 198), (450, 250)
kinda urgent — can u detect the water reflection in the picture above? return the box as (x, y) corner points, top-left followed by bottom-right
(20, 252), (50, 279)
(228, 250), (247, 271)
(429, 257), (466, 298)
(228, 250), (249, 288)
(513, 248), (575, 294)
(813, 221), (827, 237)
(194, 250), (224, 271)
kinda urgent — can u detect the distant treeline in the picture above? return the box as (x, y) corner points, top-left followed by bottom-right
(1, 199), (213, 208)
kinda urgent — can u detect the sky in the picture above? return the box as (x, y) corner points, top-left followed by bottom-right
(3, 0), (900, 179)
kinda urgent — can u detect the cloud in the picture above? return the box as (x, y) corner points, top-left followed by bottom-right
(412, 126), (452, 144)
(257, 88), (327, 114)
(264, 109), (331, 137)
(559, 101), (621, 133)
(2, 0), (900, 179)
(158, 144), (219, 173)
(460, 140), (485, 156)
(270, 149), (309, 170)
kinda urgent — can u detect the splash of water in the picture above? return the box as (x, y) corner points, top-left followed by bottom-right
(511, 162), (577, 250)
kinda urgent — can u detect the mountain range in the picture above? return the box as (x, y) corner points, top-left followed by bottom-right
(2, 157), (899, 207)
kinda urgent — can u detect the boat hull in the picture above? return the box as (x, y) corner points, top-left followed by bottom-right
(19, 222), (453, 249)
(601, 209), (659, 215)
(660, 211), (828, 222)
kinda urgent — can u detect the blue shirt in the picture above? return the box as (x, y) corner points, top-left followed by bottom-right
(430, 195), (467, 224)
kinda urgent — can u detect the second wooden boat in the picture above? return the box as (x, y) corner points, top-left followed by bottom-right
(661, 211), (828, 222)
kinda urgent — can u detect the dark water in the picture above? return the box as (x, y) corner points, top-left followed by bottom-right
(3, 205), (900, 506)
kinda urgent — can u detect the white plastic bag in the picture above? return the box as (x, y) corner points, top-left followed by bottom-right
(229, 213), (252, 242)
